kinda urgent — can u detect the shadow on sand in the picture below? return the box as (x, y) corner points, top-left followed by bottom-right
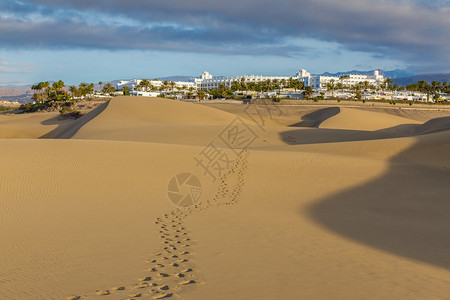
(306, 130), (450, 270)
(39, 101), (109, 139)
(277, 111), (450, 270)
(290, 107), (340, 128)
(279, 116), (450, 145)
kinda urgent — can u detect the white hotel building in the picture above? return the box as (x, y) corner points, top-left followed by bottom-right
(195, 69), (384, 92)
(117, 69), (385, 93)
(194, 71), (295, 90)
(307, 70), (385, 91)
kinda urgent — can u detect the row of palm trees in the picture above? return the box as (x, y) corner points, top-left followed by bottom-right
(406, 80), (449, 101)
(31, 80), (69, 103)
(31, 81), (120, 103)
(229, 78), (304, 93)
(136, 79), (183, 95)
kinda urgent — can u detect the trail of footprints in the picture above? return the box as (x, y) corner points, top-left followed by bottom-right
(67, 150), (249, 300)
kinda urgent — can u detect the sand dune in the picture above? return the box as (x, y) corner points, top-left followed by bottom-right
(320, 107), (421, 130)
(0, 97), (449, 300)
(71, 97), (254, 147)
(0, 101), (109, 139)
(0, 112), (63, 138)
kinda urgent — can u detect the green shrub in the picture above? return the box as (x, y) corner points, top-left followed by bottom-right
(59, 106), (83, 119)
(0, 105), (14, 112)
(20, 103), (45, 113)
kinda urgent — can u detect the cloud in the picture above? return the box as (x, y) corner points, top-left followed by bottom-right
(0, 0), (449, 72)
(0, 58), (34, 74)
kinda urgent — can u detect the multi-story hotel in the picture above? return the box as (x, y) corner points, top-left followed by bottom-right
(306, 70), (384, 91)
(194, 71), (295, 90)
(117, 69), (385, 92)
(195, 69), (384, 91)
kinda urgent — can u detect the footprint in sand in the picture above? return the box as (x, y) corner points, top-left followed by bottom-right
(129, 292), (142, 298)
(66, 151), (249, 300)
(179, 280), (196, 285)
(138, 276), (151, 281)
(135, 282), (149, 289)
(96, 290), (110, 295)
(159, 285), (170, 291)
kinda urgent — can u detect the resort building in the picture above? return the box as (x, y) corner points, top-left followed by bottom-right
(117, 68), (386, 94)
(194, 69), (384, 92)
(195, 71), (296, 90)
(300, 70), (385, 91)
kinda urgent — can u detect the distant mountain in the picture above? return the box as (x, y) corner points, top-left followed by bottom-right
(392, 74), (450, 86)
(317, 69), (415, 79)
(0, 85), (33, 104)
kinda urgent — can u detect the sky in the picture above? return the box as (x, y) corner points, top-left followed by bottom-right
(0, 0), (449, 86)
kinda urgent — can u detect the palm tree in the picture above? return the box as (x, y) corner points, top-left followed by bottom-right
(87, 83), (95, 99)
(102, 82), (115, 95)
(52, 80), (65, 100)
(417, 81), (431, 101)
(383, 78), (393, 91)
(326, 79), (336, 97)
(197, 89), (206, 100)
(240, 77), (247, 90)
(280, 78), (286, 89)
(98, 81), (103, 93)
(121, 86), (129, 95)
(41, 81), (50, 101)
(431, 81), (442, 102)
(169, 81), (176, 95)
(70, 86), (79, 99)
(272, 79), (280, 90)
(362, 81), (370, 91)
(31, 84), (41, 103)
(139, 79), (150, 91)
(302, 86), (314, 99)
(162, 81), (169, 94)
(338, 76), (348, 92)
(78, 83), (88, 100)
